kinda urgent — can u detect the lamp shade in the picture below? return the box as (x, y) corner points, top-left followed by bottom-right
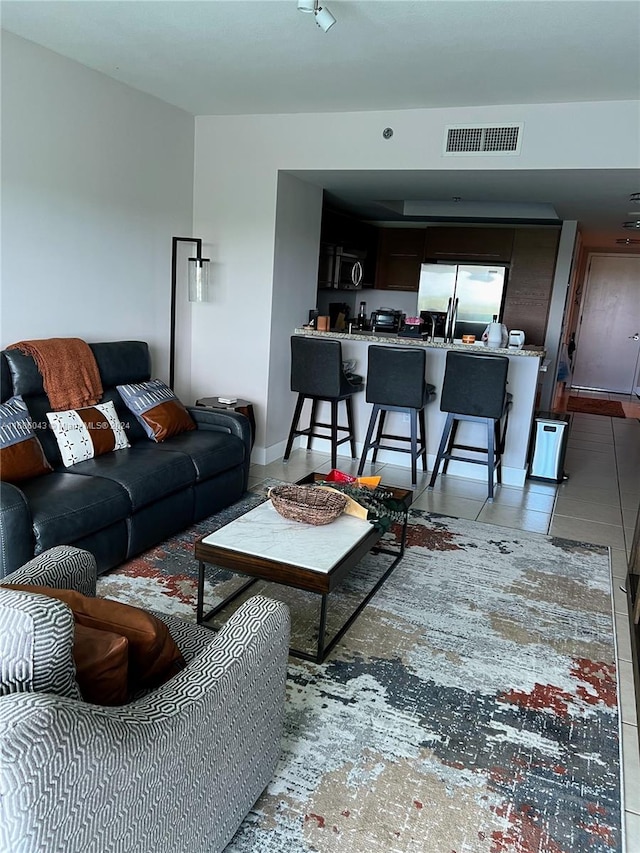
(188, 257), (210, 302)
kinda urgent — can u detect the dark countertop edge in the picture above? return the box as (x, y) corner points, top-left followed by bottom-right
(294, 328), (546, 359)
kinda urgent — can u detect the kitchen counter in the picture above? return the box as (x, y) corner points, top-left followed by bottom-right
(295, 327), (545, 358)
(292, 328), (546, 487)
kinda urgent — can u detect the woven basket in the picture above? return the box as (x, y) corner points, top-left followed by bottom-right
(269, 485), (347, 525)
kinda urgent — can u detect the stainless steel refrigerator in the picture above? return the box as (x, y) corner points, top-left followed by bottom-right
(417, 263), (507, 342)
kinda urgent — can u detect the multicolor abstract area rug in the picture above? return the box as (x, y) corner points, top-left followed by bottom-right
(97, 490), (622, 853)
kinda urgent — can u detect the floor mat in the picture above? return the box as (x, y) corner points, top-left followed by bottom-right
(567, 397), (626, 417)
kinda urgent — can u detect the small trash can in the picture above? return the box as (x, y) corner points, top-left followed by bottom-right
(528, 412), (570, 483)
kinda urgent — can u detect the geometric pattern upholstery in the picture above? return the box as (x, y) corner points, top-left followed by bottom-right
(0, 547), (291, 853)
(3, 545), (98, 596)
(0, 588), (80, 699)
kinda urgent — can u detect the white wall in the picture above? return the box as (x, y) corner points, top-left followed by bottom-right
(1, 32), (195, 383)
(268, 173), (323, 449)
(192, 100), (639, 461)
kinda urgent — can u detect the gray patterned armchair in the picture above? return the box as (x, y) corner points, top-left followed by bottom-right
(0, 546), (290, 853)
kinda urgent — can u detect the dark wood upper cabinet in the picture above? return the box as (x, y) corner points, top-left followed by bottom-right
(424, 227), (514, 262)
(375, 228), (426, 291)
(320, 208), (378, 287)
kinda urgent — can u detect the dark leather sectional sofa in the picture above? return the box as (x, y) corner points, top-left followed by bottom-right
(0, 341), (251, 578)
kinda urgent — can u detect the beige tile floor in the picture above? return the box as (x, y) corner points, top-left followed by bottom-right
(249, 404), (640, 848)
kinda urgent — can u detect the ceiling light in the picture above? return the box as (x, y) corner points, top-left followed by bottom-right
(315, 5), (336, 31)
(622, 220), (640, 229)
(297, 0), (336, 31)
(629, 192), (640, 204)
(616, 238), (640, 244)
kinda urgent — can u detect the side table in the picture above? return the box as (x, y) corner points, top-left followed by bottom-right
(195, 397), (255, 449)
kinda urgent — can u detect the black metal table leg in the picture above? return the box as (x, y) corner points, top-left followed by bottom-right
(196, 561), (205, 624)
(315, 594), (329, 663)
(197, 561), (259, 625)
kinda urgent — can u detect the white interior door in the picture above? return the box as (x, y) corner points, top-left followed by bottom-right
(572, 254), (640, 393)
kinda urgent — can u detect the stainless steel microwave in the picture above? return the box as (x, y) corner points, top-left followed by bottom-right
(318, 245), (365, 290)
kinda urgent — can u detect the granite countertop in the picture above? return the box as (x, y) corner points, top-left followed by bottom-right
(294, 328), (546, 358)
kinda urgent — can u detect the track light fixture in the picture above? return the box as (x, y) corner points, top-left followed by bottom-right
(297, 0), (336, 31)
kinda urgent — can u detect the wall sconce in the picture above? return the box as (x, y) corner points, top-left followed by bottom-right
(170, 236), (210, 387)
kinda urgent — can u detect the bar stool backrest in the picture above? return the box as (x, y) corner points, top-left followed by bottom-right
(366, 346), (427, 409)
(440, 351), (509, 420)
(290, 336), (345, 398)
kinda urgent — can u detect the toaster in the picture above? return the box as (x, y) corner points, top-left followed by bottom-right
(371, 309), (404, 333)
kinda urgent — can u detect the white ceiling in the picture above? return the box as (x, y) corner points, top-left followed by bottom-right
(2, 0), (640, 243)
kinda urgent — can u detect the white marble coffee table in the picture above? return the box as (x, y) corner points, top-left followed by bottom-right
(194, 480), (412, 662)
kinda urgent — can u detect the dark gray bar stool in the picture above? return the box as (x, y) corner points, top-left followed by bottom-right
(357, 345), (436, 487)
(428, 350), (512, 501)
(284, 335), (364, 469)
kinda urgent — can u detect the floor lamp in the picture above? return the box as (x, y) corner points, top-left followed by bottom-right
(170, 236), (210, 388)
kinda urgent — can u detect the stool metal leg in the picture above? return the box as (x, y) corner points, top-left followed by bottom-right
(345, 396), (358, 459)
(486, 417), (495, 501)
(428, 412), (455, 489)
(371, 409), (387, 464)
(442, 418), (461, 475)
(419, 409), (428, 471)
(284, 394), (305, 461)
(410, 410), (418, 486)
(358, 404), (381, 475)
(330, 400), (339, 469)
(307, 399), (318, 451)
(494, 421), (502, 485)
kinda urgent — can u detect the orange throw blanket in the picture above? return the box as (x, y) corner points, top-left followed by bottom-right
(8, 338), (103, 411)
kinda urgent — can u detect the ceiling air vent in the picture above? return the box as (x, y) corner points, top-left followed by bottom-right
(444, 123), (523, 156)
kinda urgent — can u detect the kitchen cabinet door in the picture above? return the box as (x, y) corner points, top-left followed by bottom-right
(375, 228), (426, 291)
(501, 228), (560, 346)
(320, 208), (377, 288)
(424, 227), (514, 262)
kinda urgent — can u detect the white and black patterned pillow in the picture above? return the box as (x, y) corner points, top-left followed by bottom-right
(46, 400), (129, 467)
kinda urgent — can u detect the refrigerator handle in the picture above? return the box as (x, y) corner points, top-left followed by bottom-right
(449, 298), (459, 342)
(445, 297), (453, 343)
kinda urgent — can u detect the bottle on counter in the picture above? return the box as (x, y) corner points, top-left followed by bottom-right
(357, 301), (367, 330)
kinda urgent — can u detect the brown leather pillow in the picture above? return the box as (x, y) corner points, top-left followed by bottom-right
(140, 399), (196, 442)
(0, 395), (53, 483)
(73, 623), (129, 706)
(5, 585), (186, 692)
(0, 435), (53, 483)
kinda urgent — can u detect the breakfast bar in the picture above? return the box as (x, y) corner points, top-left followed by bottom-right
(293, 329), (546, 487)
